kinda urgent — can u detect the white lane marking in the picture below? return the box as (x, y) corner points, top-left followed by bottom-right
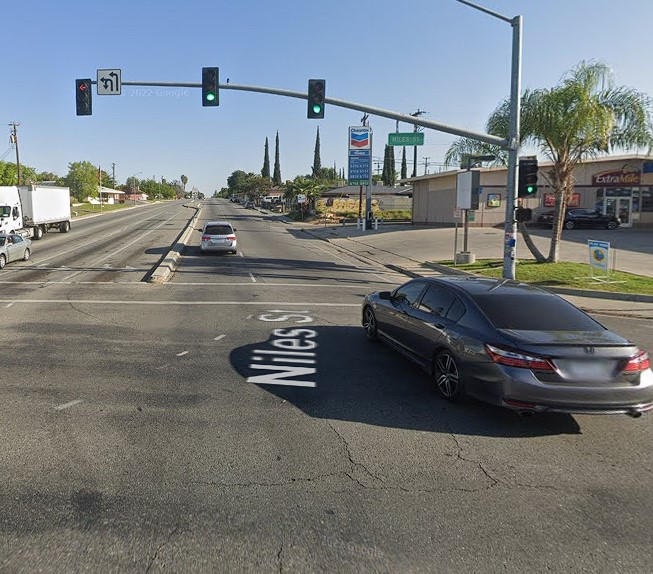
(1, 205), (180, 273)
(61, 210), (184, 282)
(0, 299), (360, 307)
(166, 281), (389, 288)
(239, 252), (244, 257)
(177, 351), (189, 356)
(249, 273), (257, 283)
(0, 281), (150, 285)
(246, 315), (253, 319)
(4, 302), (14, 308)
(213, 334), (226, 341)
(0, 281), (393, 288)
(54, 399), (83, 411)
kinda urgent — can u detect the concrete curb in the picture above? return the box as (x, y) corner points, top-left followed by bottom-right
(148, 204), (200, 284)
(300, 226), (653, 303)
(422, 261), (653, 303)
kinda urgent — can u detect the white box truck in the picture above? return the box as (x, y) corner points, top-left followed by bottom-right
(0, 185), (72, 239)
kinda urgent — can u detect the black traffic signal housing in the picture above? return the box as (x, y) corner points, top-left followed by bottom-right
(307, 79), (325, 119)
(75, 79), (92, 116)
(518, 157), (539, 197)
(202, 67), (219, 107)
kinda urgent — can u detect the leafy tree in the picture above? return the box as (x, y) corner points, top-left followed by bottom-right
(285, 176), (325, 211)
(0, 160), (37, 185)
(137, 178), (161, 198)
(64, 161), (100, 200)
(227, 170), (249, 192)
(226, 170), (270, 198)
(312, 127), (322, 177)
(273, 131), (282, 186)
(261, 137), (270, 179)
(444, 60), (653, 263)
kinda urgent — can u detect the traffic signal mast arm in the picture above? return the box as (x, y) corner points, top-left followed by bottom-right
(87, 79), (507, 147)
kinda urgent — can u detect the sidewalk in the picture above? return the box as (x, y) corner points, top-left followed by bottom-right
(287, 219), (653, 318)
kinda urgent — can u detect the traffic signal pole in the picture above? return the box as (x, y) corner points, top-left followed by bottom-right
(88, 80), (506, 148)
(454, 0), (522, 281)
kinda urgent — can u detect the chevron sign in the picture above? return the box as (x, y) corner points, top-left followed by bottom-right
(349, 127), (371, 150)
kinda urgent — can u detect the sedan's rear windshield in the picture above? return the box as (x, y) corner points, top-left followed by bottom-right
(472, 294), (603, 331)
(204, 225), (233, 235)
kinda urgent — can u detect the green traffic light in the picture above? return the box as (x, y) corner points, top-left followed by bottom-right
(206, 92), (216, 102)
(313, 104), (322, 114)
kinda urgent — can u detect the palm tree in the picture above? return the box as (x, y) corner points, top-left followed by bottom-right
(181, 175), (188, 194)
(445, 61), (653, 263)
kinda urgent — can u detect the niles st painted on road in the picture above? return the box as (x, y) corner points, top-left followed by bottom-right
(247, 310), (318, 387)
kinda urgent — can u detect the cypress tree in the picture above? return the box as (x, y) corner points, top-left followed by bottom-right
(261, 137), (270, 179)
(401, 146), (407, 182)
(273, 131), (281, 185)
(381, 145), (390, 186)
(312, 127), (322, 178)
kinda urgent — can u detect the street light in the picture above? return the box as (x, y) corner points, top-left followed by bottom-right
(454, 0), (522, 280)
(131, 171), (142, 206)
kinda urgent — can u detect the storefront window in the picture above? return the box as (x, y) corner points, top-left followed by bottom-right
(641, 187), (653, 212)
(632, 189), (640, 213)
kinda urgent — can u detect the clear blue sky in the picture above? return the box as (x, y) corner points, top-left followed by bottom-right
(2, 0), (652, 192)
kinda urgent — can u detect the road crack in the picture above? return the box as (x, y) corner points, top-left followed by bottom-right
(449, 432), (505, 490)
(326, 420), (385, 487)
(145, 524), (180, 573)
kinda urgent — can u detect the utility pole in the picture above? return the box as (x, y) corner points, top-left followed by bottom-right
(423, 157), (430, 175)
(111, 163), (116, 188)
(9, 122), (21, 185)
(409, 110), (427, 178)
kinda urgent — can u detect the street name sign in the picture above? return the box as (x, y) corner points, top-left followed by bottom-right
(388, 132), (424, 146)
(97, 69), (122, 95)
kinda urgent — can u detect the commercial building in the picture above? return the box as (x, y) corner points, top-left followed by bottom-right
(406, 155), (653, 228)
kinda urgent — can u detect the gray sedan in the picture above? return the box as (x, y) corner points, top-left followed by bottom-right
(362, 276), (653, 417)
(0, 234), (31, 269)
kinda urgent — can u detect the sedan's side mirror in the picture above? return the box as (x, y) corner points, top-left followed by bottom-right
(379, 291), (392, 300)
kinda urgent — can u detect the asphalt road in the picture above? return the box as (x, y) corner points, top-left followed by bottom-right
(1, 199), (652, 573)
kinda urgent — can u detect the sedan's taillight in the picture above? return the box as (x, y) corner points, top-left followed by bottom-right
(226, 235), (236, 241)
(485, 344), (554, 371)
(622, 350), (650, 372)
(201, 235), (211, 241)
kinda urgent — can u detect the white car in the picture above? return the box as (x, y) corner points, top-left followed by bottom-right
(0, 233), (31, 269)
(199, 220), (237, 255)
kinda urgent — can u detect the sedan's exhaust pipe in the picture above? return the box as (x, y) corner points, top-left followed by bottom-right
(518, 409), (536, 418)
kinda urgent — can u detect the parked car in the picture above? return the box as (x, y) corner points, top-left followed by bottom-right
(362, 276), (653, 417)
(199, 221), (237, 255)
(0, 233), (31, 269)
(537, 208), (620, 230)
(245, 201), (255, 209)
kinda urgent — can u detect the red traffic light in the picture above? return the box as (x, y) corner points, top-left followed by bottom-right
(75, 79), (92, 116)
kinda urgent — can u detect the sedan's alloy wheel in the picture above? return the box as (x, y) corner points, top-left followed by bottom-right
(435, 351), (462, 400)
(363, 306), (378, 342)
